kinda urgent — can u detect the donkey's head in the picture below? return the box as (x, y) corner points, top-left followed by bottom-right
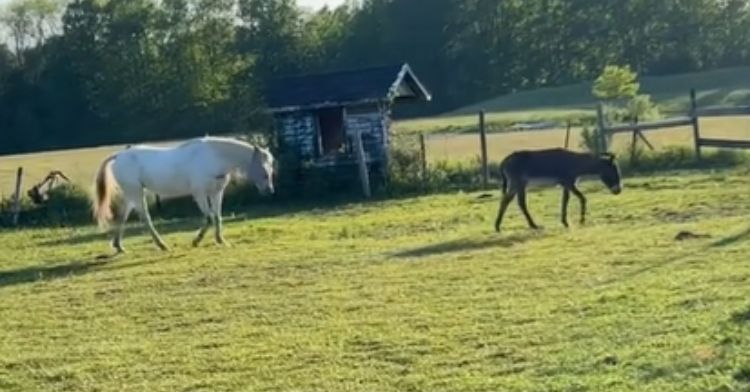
(597, 153), (622, 195)
(248, 146), (276, 195)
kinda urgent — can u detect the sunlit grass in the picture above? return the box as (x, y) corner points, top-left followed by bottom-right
(2, 169), (750, 391)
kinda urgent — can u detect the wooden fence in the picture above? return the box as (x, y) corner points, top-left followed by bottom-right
(597, 89), (750, 159)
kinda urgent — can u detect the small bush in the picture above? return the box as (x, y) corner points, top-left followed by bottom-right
(0, 183), (92, 227)
(580, 126), (604, 154)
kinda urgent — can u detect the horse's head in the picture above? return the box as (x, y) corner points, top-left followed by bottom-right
(598, 152), (622, 195)
(248, 146), (275, 195)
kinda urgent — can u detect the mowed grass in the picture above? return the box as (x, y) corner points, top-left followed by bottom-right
(2, 169), (750, 391)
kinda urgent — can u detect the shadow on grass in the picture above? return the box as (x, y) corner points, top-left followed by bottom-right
(36, 215), (247, 247)
(731, 306), (750, 324)
(0, 256), (160, 289)
(598, 227), (750, 287)
(391, 231), (540, 259)
(710, 226), (750, 248)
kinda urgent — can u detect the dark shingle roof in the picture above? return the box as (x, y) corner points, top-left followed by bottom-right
(265, 63), (431, 112)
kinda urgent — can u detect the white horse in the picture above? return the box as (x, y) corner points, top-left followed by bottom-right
(92, 136), (275, 252)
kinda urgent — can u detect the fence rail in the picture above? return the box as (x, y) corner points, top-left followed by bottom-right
(598, 88), (750, 159)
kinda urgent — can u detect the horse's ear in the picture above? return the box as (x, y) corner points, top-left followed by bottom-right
(601, 152), (615, 162)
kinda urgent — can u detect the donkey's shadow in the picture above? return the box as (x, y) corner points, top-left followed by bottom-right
(391, 231), (541, 259)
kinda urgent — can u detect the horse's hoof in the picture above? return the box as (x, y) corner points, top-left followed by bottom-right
(157, 243), (170, 251)
(216, 238), (231, 247)
(562, 222), (569, 228)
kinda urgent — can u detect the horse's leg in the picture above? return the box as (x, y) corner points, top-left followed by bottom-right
(112, 202), (133, 253)
(561, 188), (571, 228)
(571, 185), (587, 224)
(494, 190), (517, 233)
(192, 192), (213, 247)
(135, 192), (169, 251)
(517, 186), (540, 229)
(209, 189), (228, 246)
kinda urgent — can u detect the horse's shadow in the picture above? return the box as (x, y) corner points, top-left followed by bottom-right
(391, 231), (541, 259)
(37, 215), (247, 247)
(0, 257), (159, 289)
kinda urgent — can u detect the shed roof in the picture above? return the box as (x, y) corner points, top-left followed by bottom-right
(265, 63), (432, 113)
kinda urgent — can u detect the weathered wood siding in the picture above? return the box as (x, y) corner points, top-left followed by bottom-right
(276, 112), (316, 158)
(344, 109), (387, 160)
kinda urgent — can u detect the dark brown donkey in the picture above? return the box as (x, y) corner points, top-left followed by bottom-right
(494, 148), (622, 232)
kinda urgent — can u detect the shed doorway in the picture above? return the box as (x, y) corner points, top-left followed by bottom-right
(316, 107), (345, 155)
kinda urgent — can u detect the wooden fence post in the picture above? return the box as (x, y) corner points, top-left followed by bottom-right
(690, 88), (702, 160)
(419, 133), (427, 181)
(630, 115), (639, 164)
(596, 103), (608, 152)
(564, 120), (572, 149)
(12, 167), (23, 226)
(353, 129), (371, 198)
(479, 110), (489, 189)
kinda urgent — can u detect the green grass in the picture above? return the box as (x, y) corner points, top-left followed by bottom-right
(2, 169), (750, 391)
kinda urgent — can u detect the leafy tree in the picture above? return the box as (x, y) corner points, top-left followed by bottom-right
(592, 65), (639, 101)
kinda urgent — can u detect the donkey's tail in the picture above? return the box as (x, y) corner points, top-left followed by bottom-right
(93, 154), (118, 230)
(499, 169), (508, 195)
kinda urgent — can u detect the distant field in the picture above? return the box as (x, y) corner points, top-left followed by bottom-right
(423, 116), (750, 162)
(3, 66), (750, 194)
(0, 142), (178, 199)
(2, 116), (750, 193)
(448, 66), (750, 116)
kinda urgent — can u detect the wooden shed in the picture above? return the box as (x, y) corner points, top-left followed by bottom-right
(265, 63), (432, 172)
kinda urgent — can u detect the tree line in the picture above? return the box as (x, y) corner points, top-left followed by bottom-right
(1, 0), (749, 155)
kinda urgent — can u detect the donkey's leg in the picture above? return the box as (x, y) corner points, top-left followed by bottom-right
(570, 186), (587, 224)
(112, 203), (133, 253)
(494, 191), (516, 232)
(561, 188), (571, 228)
(192, 192), (213, 247)
(135, 192), (169, 251)
(517, 187), (540, 230)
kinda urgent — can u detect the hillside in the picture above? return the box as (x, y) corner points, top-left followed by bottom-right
(448, 66), (750, 116)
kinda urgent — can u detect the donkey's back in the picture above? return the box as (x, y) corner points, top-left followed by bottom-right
(500, 148), (597, 181)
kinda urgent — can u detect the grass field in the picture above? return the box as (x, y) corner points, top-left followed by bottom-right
(2, 169), (750, 391)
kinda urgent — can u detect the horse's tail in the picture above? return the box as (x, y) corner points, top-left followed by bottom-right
(93, 154), (118, 230)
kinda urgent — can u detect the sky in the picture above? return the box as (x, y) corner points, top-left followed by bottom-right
(298, 0), (346, 10)
(0, 0), (348, 10)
